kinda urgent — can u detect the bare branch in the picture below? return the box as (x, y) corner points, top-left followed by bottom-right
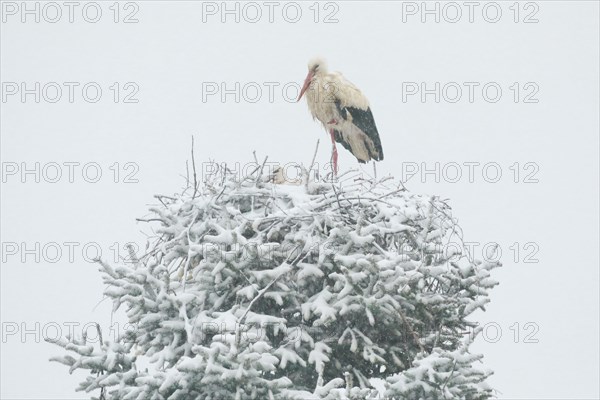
(191, 136), (198, 199)
(305, 139), (320, 190)
(254, 155), (269, 185)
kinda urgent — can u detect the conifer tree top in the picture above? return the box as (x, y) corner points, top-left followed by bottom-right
(48, 156), (499, 400)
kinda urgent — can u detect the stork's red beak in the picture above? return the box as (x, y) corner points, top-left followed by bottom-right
(297, 71), (314, 102)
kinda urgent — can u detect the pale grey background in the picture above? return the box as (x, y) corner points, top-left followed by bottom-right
(1, 1), (599, 399)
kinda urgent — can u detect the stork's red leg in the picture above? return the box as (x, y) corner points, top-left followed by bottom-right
(329, 128), (338, 175)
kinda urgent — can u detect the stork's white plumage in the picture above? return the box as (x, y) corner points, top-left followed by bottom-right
(297, 58), (384, 174)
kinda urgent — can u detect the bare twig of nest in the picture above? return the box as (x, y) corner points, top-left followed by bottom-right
(305, 139), (321, 190)
(191, 136), (199, 199)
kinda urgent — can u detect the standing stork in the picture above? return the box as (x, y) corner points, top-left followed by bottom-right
(297, 57), (384, 174)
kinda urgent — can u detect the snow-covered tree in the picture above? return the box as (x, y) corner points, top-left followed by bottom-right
(48, 153), (499, 399)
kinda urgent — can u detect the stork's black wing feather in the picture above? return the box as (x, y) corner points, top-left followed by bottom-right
(335, 100), (384, 161)
(333, 131), (361, 161)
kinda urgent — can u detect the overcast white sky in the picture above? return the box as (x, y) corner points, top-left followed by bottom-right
(1, 1), (599, 399)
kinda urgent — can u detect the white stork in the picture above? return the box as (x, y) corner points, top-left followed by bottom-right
(297, 57), (384, 174)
